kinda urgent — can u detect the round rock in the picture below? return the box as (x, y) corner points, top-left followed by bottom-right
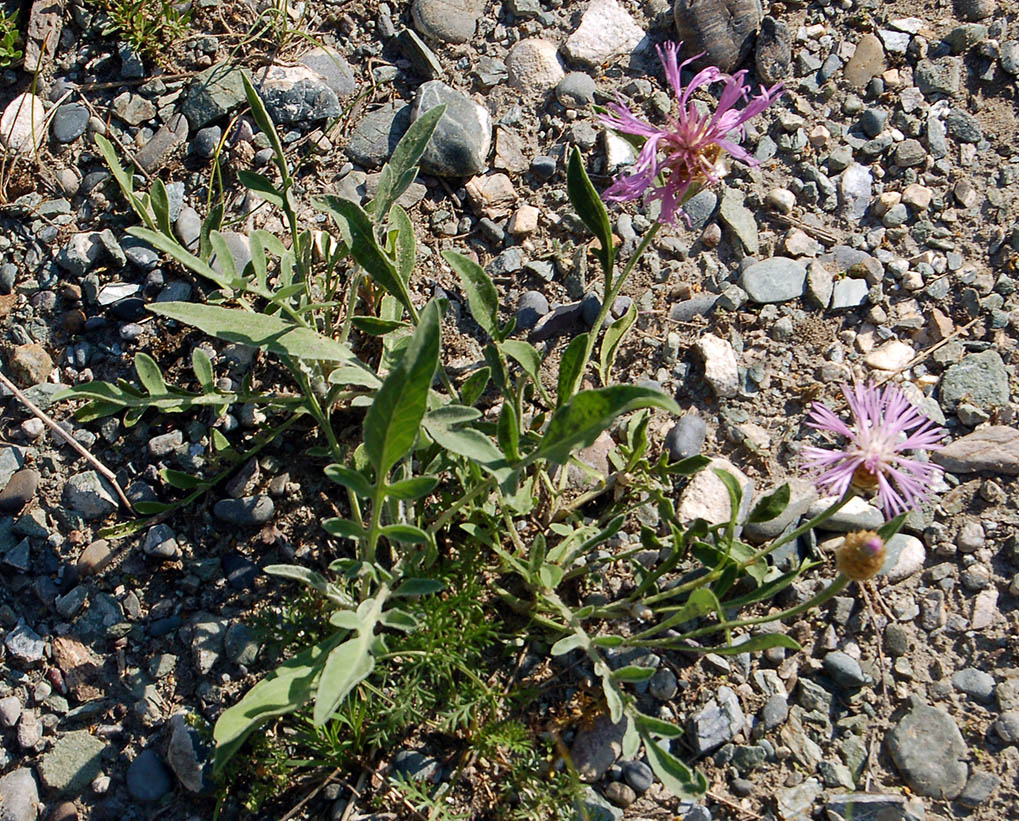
(674, 0), (763, 73)
(213, 495), (275, 526)
(740, 257), (807, 304)
(52, 103), (90, 143)
(506, 39), (565, 92)
(887, 701), (968, 799)
(665, 414), (707, 461)
(555, 72), (597, 108)
(515, 290), (550, 331)
(0, 469), (40, 515)
(411, 0), (485, 44)
(126, 749), (173, 803)
(412, 81), (491, 177)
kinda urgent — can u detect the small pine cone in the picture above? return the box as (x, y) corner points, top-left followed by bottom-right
(836, 530), (886, 582)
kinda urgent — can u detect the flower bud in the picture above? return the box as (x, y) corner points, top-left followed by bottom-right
(836, 530), (886, 582)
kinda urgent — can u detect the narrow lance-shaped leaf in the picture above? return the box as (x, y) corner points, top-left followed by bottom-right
(556, 333), (589, 407)
(443, 250), (499, 340)
(641, 731), (709, 799)
(747, 483), (790, 524)
(598, 300), (637, 385)
(371, 105), (445, 221)
(134, 352), (166, 396)
(363, 299), (441, 476)
(566, 146), (615, 278)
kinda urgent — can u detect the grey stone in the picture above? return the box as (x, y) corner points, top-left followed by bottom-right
(683, 189), (718, 231)
(411, 0), (485, 44)
(893, 139), (926, 167)
(126, 750), (173, 803)
(529, 301), (585, 342)
(16, 710), (41, 750)
(565, 0), (645, 68)
(719, 188), (759, 255)
(956, 0), (994, 20)
(135, 114), (189, 175)
(1000, 40), (1019, 75)
(143, 524), (181, 560)
(0, 768), (39, 821)
(944, 23), (988, 53)
(887, 700), (968, 799)
(5, 622), (45, 665)
(825, 793), (924, 821)
(0, 447), (25, 490)
(57, 232), (104, 276)
(192, 126), (221, 160)
(63, 471), (117, 520)
(689, 686), (745, 755)
(256, 64), (341, 123)
(840, 163), (873, 220)
(398, 29), (444, 79)
(578, 787), (624, 821)
(556, 72), (597, 109)
(776, 778), (822, 820)
(951, 668), (995, 701)
(515, 291), (550, 331)
(347, 103), (413, 169)
(673, 0), (763, 73)
(994, 711), (1019, 744)
(830, 278), (869, 309)
(224, 622), (259, 666)
(761, 693), (789, 729)
(167, 714), (211, 793)
(210, 230), (252, 276)
(51, 103), (89, 143)
(860, 109), (888, 137)
(740, 257), (806, 303)
(0, 696), (22, 729)
(665, 414), (707, 461)
(621, 759), (653, 793)
(823, 652), (870, 688)
(299, 47), (358, 97)
(939, 350), (1009, 412)
(191, 617), (229, 674)
(933, 426), (1019, 474)
(570, 713), (626, 782)
(182, 64), (250, 129)
(149, 430), (183, 458)
(959, 770), (999, 808)
(916, 57), (963, 97)
(649, 668), (678, 701)
(112, 92), (155, 126)
(755, 16), (791, 86)
(946, 109), (982, 143)
(37, 730), (106, 796)
(392, 749), (439, 781)
(413, 81), (491, 177)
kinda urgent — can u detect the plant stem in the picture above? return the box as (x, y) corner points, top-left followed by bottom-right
(427, 475), (497, 535)
(739, 491), (854, 570)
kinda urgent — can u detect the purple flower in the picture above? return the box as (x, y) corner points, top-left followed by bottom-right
(801, 383), (947, 518)
(599, 42), (783, 225)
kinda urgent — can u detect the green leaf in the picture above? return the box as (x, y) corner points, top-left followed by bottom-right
(350, 316), (410, 336)
(199, 203), (223, 262)
(567, 146), (614, 278)
(379, 608), (420, 632)
(550, 633), (587, 656)
(314, 196), (414, 316)
(159, 467), (201, 490)
(599, 666), (625, 722)
(386, 476), (439, 500)
(633, 713), (684, 738)
(712, 468), (743, 523)
(590, 635), (625, 648)
(666, 454), (711, 474)
(697, 633), (802, 656)
(390, 204), (416, 284)
(324, 464), (373, 498)
(612, 665), (657, 683)
(313, 633), (375, 725)
(322, 518), (367, 539)
(443, 250), (498, 339)
(422, 409), (511, 481)
(394, 578), (445, 597)
(460, 367), (490, 407)
(641, 733), (708, 799)
(497, 401), (521, 462)
(371, 105), (445, 221)
(237, 169), (285, 208)
(538, 564), (563, 590)
(134, 352), (166, 396)
(426, 406), (482, 425)
(598, 300), (637, 385)
(363, 299), (441, 476)
(747, 483), (790, 524)
(241, 71), (287, 179)
(328, 364), (383, 389)
(213, 635), (336, 775)
(264, 564), (329, 594)
(533, 386), (681, 465)
(149, 302), (356, 363)
(149, 179), (172, 235)
(128, 226), (238, 292)
(192, 349), (214, 391)
(133, 501), (171, 515)
(877, 513), (908, 542)
(556, 333), (589, 408)
(380, 524), (430, 545)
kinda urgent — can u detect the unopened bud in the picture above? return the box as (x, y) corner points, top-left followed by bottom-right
(836, 530), (886, 582)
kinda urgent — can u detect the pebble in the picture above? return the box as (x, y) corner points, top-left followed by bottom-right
(112, 91), (155, 126)
(570, 714), (627, 781)
(143, 524), (182, 560)
(63, 471), (118, 520)
(257, 64), (341, 124)
(136, 114), (190, 175)
(602, 780), (635, 808)
(556, 72), (597, 109)
(181, 64), (249, 129)
(192, 126), (221, 160)
(665, 414), (707, 461)
(840, 163), (873, 220)
(515, 291), (550, 331)
(951, 668), (995, 701)
(688, 686), (746, 755)
(17, 710), (42, 750)
(127, 749), (174, 803)
(299, 48), (358, 98)
(0, 93), (48, 154)
(411, 0), (485, 44)
(52, 103), (90, 143)
(825, 794), (924, 821)
(37, 730), (107, 796)
(347, 103), (412, 169)
(0, 769), (40, 821)
(649, 667), (678, 701)
(0, 696), (22, 729)
(843, 34), (886, 88)
(167, 713), (210, 793)
(392, 749), (440, 782)
(564, 0), (645, 68)
(6, 622), (46, 665)
(621, 759), (653, 793)
(863, 339), (914, 371)
(413, 82), (491, 177)
(0, 468), (39, 514)
(9, 343), (53, 386)
(740, 257), (806, 304)
(806, 495), (883, 532)
(506, 39), (564, 91)
(822, 652), (869, 689)
(881, 534), (925, 583)
(956, 0), (994, 21)
(696, 334), (739, 398)
(887, 699), (968, 799)
(958, 770), (999, 808)
(994, 711), (1019, 744)
(77, 539), (114, 576)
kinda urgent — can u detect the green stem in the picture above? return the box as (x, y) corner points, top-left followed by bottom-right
(427, 475), (497, 535)
(739, 491), (854, 570)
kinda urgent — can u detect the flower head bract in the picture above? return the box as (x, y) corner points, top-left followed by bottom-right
(599, 41), (783, 225)
(801, 382), (947, 518)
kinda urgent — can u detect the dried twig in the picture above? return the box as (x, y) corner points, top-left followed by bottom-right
(279, 766), (344, 821)
(872, 316), (981, 387)
(766, 212), (840, 245)
(0, 369), (134, 513)
(337, 768), (369, 821)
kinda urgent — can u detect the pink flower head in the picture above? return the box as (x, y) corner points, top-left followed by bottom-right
(801, 383), (947, 518)
(599, 41), (783, 225)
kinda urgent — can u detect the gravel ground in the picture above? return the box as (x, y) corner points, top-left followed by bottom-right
(1, 0), (1019, 818)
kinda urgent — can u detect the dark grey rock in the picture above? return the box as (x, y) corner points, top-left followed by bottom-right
(411, 0), (485, 44)
(515, 290), (550, 331)
(668, 293), (718, 322)
(683, 188), (718, 230)
(37, 730), (106, 796)
(63, 471), (117, 520)
(528, 301), (585, 342)
(893, 139), (926, 167)
(347, 102), (413, 169)
(939, 350), (1009, 412)
(143, 524), (181, 560)
(621, 759), (653, 793)
(182, 64), (250, 129)
(397, 29), (443, 79)
(951, 668), (995, 701)
(761, 693), (789, 729)
(224, 622), (259, 666)
(299, 47), (358, 97)
(825, 793), (924, 821)
(959, 770), (999, 808)
(0, 468), (39, 514)
(665, 414), (707, 461)
(740, 257), (806, 304)
(673, 0), (763, 73)
(530, 155), (556, 179)
(860, 108), (888, 137)
(413, 81), (492, 177)
(916, 57), (963, 97)
(392, 749), (439, 781)
(556, 72), (597, 109)
(192, 126), (221, 160)
(52, 103), (89, 143)
(823, 652), (870, 688)
(256, 64), (341, 123)
(570, 713), (626, 782)
(946, 109), (982, 143)
(755, 16), (791, 86)
(136, 114), (190, 175)
(887, 700), (968, 799)
(213, 495), (275, 526)
(167, 713), (212, 793)
(127, 750), (173, 803)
